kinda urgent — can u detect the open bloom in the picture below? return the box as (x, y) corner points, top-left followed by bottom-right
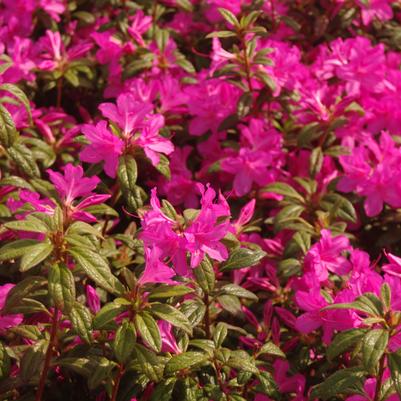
(47, 163), (110, 222)
(304, 229), (352, 282)
(140, 184), (230, 276)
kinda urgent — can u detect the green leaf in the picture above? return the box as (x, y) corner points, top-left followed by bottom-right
(255, 71), (276, 92)
(257, 371), (280, 398)
(389, 351), (401, 398)
(155, 154), (171, 179)
(8, 143), (40, 177)
(4, 217), (48, 234)
(66, 221), (103, 238)
(87, 357), (116, 390)
(362, 329), (388, 374)
(164, 352), (208, 374)
(180, 300), (206, 327)
(20, 240), (53, 271)
(20, 341), (47, 382)
(148, 285), (194, 300)
(218, 8), (239, 27)
(118, 154), (138, 193)
(3, 276), (46, 312)
(206, 31), (237, 39)
(113, 321), (137, 364)
(0, 83), (32, 122)
(213, 322), (228, 348)
(237, 92), (253, 119)
(135, 312), (162, 352)
(48, 263), (76, 313)
(93, 302), (127, 330)
(0, 175), (33, 190)
(149, 378), (177, 401)
(0, 239), (42, 261)
(130, 344), (164, 382)
(69, 247), (120, 294)
(323, 293), (384, 317)
(327, 329), (368, 361)
(0, 104), (18, 147)
(381, 283), (391, 312)
(176, 0), (193, 11)
(227, 352), (258, 374)
(264, 182), (304, 203)
(310, 368), (366, 401)
(193, 257), (215, 293)
(320, 193), (357, 223)
(309, 147), (323, 177)
(217, 294), (242, 315)
(150, 303), (192, 333)
(161, 199), (178, 221)
(221, 248), (266, 271)
(68, 302), (92, 344)
(0, 342), (10, 380)
(259, 342), (285, 358)
(220, 284), (258, 301)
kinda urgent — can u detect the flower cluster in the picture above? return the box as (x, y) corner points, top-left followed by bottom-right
(3, 1), (401, 401)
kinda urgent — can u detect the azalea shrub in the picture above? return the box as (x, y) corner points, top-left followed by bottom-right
(4, 1), (401, 401)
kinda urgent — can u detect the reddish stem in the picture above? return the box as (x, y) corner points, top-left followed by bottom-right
(110, 364), (124, 401)
(35, 308), (59, 401)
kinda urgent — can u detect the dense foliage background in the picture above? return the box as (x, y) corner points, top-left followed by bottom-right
(3, 0), (401, 400)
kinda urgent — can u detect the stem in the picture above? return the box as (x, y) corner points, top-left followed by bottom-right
(204, 293), (211, 339)
(110, 364), (124, 401)
(374, 354), (386, 401)
(241, 35), (253, 92)
(56, 78), (63, 109)
(35, 308), (59, 401)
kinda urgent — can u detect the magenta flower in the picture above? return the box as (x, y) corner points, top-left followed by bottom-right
(0, 284), (23, 330)
(158, 321), (181, 354)
(304, 229), (352, 282)
(338, 132), (401, 216)
(86, 285), (100, 313)
(139, 247), (176, 285)
(186, 78), (240, 136)
(80, 121), (124, 178)
(47, 163), (110, 222)
(356, 0), (393, 26)
(140, 185), (230, 276)
(36, 30), (92, 71)
(99, 93), (153, 138)
(221, 119), (284, 196)
(383, 252), (401, 278)
(127, 10), (152, 46)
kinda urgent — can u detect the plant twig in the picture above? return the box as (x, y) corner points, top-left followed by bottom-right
(35, 308), (59, 401)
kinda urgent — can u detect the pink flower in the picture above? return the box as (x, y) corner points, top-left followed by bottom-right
(139, 247), (176, 285)
(86, 285), (100, 313)
(80, 121), (124, 178)
(127, 10), (152, 46)
(304, 229), (352, 282)
(99, 93), (153, 138)
(221, 119), (283, 196)
(383, 252), (401, 278)
(140, 185), (230, 276)
(186, 78), (240, 136)
(158, 321), (181, 354)
(356, 0), (393, 26)
(47, 164), (110, 222)
(295, 287), (328, 335)
(48, 164), (100, 205)
(36, 30), (92, 71)
(0, 284), (23, 330)
(338, 132), (401, 216)
(95, 93), (173, 167)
